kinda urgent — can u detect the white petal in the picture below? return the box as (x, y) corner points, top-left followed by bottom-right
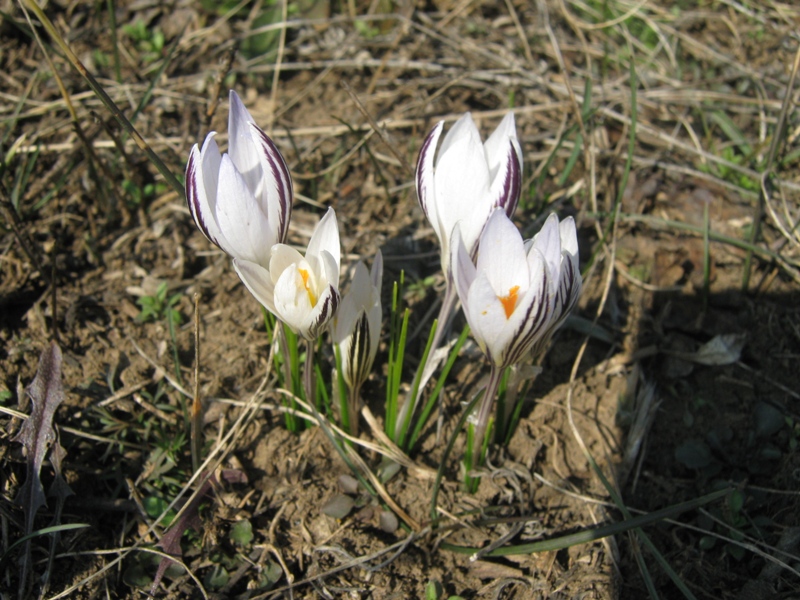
(199, 133), (222, 207)
(475, 210), (529, 299)
(367, 301), (382, 361)
(559, 216), (579, 258)
(233, 258), (276, 314)
(465, 271), (513, 363)
(434, 121), (491, 258)
(187, 139), (223, 248)
(437, 113), (478, 158)
(226, 91), (264, 199)
(251, 122), (293, 244)
(484, 112), (521, 178)
(333, 288), (358, 343)
(269, 244), (304, 284)
(215, 155), (274, 264)
(450, 224), (477, 315)
(318, 249), (340, 293)
(273, 263), (314, 335)
(370, 250), (383, 290)
(348, 262), (372, 306)
(531, 213), (562, 282)
(306, 208), (340, 282)
(416, 121), (444, 234)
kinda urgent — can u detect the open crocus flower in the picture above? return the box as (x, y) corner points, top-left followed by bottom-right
(333, 251), (383, 393)
(235, 208), (341, 340)
(186, 89), (292, 267)
(416, 112), (523, 274)
(452, 209), (581, 369)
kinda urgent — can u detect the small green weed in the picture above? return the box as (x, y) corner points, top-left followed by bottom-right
(121, 20), (165, 63)
(136, 282), (182, 326)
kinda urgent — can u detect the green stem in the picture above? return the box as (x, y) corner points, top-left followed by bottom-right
(304, 338), (316, 416)
(394, 280), (457, 442)
(466, 364), (504, 489)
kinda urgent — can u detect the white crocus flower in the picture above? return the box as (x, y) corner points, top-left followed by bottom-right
(186, 90), (292, 264)
(416, 112), (523, 274)
(333, 251), (383, 392)
(234, 208), (341, 340)
(451, 209), (581, 369)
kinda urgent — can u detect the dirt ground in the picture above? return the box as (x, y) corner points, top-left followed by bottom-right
(2, 1), (800, 598)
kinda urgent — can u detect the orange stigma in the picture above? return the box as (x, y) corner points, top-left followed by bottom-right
(299, 268), (317, 305)
(498, 285), (520, 319)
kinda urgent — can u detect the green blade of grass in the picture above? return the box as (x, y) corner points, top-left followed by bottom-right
(407, 324), (470, 452)
(0, 523), (90, 568)
(441, 487), (731, 556)
(397, 319), (438, 450)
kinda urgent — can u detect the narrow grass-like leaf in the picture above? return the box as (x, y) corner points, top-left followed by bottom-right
(397, 319), (438, 450)
(558, 133), (583, 187)
(710, 111), (752, 156)
(0, 523), (89, 569)
(408, 324), (470, 452)
(384, 277), (403, 437)
(441, 487), (730, 556)
(106, 0), (121, 83)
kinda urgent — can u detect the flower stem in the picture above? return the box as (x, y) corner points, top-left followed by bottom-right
(347, 384), (362, 437)
(304, 339), (316, 415)
(394, 279), (458, 440)
(466, 363), (503, 490)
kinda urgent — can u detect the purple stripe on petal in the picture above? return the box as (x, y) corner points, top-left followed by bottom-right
(348, 310), (371, 387)
(504, 272), (551, 366)
(185, 150), (218, 247)
(415, 124), (439, 216)
(255, 127), (293, 244)
(309, 286), (340, 339)
(499, 141), (522, 219)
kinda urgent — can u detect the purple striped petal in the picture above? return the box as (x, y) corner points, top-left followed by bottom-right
(497, 140), (522, 218)
(186, 142), (223, 248)
(253, 125), (293, 244)
(415, 121), (443, 221)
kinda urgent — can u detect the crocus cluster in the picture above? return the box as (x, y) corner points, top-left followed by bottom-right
(414, 113), (581, 479)
(185, 92), (581, 485)
(186, 91), (381, 414)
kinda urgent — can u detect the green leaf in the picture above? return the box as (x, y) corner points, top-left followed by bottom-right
(426, 580), (443, 600)
(675, 439), (713, 469)
(230, 519), (253, 547)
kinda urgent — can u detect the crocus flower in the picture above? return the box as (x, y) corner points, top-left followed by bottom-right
(235, 208), (341, 340)
(186, 89), (292, 267)
(451, 209), (581, 369)
(333, 251), (383, 392)
(416, 112), (523, 274)
(452, 209), (581, 486)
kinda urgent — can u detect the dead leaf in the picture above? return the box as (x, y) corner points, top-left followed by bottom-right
(13, 341), (71, 597)
(671, 334), (746, 366)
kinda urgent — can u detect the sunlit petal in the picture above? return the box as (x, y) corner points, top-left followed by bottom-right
(215, 155), (273, 264)
(306, 208), (340, 281)
(233, 258), (276, 314)
(476, 209), (529, 299)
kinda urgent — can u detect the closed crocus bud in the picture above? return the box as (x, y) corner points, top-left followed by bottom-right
(416, 112), (522, 275)
(186, 89), (292, 266)
(235, 208), (341, 341)
(333, 251), (383, 392)
(451, 209), (581, 369)
(526, 214), (582, 359)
